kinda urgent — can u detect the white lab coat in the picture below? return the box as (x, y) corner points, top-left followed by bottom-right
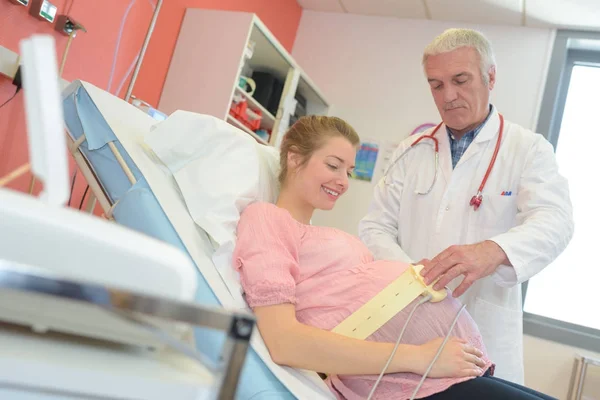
(358, 106), (573, 384)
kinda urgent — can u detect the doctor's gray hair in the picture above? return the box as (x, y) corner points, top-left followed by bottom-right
(422, 28), (496, 85)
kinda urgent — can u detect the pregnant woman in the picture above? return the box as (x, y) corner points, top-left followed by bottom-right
(233, 116), (556, 400)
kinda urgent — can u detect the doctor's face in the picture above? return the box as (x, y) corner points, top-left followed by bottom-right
(425, 46), (495, 136)
(291, 135), (356, 211)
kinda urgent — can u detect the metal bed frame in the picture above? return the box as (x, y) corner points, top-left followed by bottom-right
(65, 126), (128, 217)
(0, 259), (255, 400)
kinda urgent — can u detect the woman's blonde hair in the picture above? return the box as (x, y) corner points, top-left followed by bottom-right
(278, 115), (360, 185)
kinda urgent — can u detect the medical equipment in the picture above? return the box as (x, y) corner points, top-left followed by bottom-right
(0, 257), (255, 400)
(332, 264), (447, 339)
(107, 0), (162, 101)
(20, 34), (69, 205)
(0, 186), (198, 346)
(125, 0), (161, 102)
(8, 0), (29, 6)
(410, 304), (467, 399)
(55, 15), (87, 37)
(382, 114), (505, 211)
(411, 122), (437, 136)
(331, 263), (458, 400)
(367, 294), (432, 400)
(367, 297), (467, 400)
(29, 0), (58, 23)
(331, 263), (457, 400)
(0, 35), (254, 400)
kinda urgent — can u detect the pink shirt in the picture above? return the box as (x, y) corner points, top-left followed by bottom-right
(233, 203), (493, 399)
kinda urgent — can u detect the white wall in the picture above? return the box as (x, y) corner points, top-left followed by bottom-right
(291, 10), (600, 400)
(292, 10), (554, 235)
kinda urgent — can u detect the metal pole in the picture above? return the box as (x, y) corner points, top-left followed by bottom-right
(216, 316), (254, 400)
(566, 357), (580, 400)
(574, 360), (588, 400)
(124, 0), (163, 103)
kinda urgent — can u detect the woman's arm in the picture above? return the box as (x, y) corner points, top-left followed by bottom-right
(235, 205), (485, 377)
(255, 304), (486, 377)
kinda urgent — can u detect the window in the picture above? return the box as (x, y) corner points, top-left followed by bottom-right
(523, 31), (600, 352)
(524, 63), (600, 329)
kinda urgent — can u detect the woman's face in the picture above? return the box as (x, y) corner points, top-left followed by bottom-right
(288, 135), (356, 211)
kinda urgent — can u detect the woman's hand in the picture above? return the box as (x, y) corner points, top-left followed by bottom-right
(415, 337), (486, 378)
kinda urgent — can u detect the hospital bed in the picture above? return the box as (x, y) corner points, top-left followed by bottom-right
(1, 35), (262, 399)
(60, 80), (334, 399)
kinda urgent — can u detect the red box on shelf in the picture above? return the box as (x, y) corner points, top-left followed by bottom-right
(229, 99), (262, 131)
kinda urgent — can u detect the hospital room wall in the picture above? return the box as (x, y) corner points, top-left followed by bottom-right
(0, 0), (154, 96)
(292, 11), (600, 399)
(131, 0), (303, 110)
(0, 0), (302, 214)
(0, 0), (156, 207)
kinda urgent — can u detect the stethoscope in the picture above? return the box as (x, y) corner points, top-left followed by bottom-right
(383, 114), (504, 211)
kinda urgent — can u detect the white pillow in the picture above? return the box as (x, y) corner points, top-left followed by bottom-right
(144, 111), (280, 299)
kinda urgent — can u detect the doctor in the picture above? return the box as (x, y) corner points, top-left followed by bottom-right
(358, 28), (573, 385)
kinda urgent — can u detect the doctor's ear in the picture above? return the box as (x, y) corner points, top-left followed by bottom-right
(487, 66), (496, 90)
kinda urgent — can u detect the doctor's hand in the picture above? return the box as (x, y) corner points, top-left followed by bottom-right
(419, 241), (510, 298)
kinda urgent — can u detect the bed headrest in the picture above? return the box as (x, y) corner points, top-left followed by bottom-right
(144, 111), (280, 248)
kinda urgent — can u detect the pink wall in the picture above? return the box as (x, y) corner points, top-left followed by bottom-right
(134, 0), (303, 108)
(0, 0), (302, 213)
(0, 0), (155, 207)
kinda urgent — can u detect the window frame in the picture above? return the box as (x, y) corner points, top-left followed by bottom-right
(523, 29), (600, 353)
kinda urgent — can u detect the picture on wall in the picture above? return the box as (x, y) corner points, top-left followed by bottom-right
(351, 141), (379, 182)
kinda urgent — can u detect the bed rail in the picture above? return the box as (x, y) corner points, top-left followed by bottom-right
(0, 259), (255, 400)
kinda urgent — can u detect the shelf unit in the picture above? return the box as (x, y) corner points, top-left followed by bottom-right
(226, 115), (269, 145)
(233, 86), (276, 131)
(158, 9), (330, 146)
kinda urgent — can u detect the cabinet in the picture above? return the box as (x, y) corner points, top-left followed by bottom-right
(158, 9), (330, 147)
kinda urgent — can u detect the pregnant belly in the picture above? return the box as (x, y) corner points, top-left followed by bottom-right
(369, 295), (486, 353)
(295, 260), (489, 357)
(295, 260), (493, 399)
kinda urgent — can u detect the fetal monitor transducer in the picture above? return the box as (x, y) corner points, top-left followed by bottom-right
(331, 265), (466, 400)
(332, 264), (447, 340)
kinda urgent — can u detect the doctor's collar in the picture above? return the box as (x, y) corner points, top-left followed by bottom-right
(446, 104), (494, 140)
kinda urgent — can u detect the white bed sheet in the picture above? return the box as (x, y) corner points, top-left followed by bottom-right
(79, 81), (334, 400)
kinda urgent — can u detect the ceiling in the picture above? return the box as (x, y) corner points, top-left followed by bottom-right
(296, 0), (600, 31)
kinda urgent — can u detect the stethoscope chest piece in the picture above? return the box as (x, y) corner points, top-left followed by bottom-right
(470, 192), (483, 211)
